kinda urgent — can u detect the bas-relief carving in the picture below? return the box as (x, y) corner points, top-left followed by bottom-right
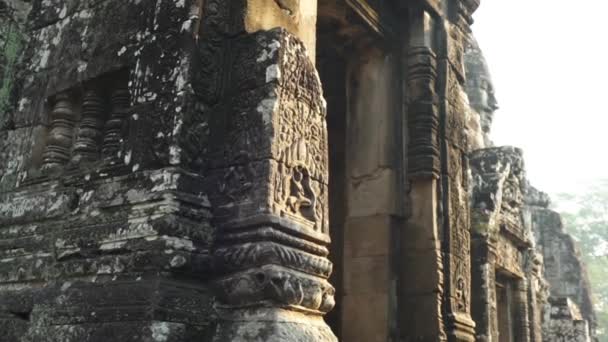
(470, 146), (526, 238)
(496, 235), (524, 276)
(465, 37), (498, 149)
(273, 83), (328, 232)
(470, 146), (528, 247)
(205, 28), (336, 341)
(6, 1), (596, 341)
(208, 27), (328, 232)
(447, 152), (473, 316)
(470, 146), (535, 342)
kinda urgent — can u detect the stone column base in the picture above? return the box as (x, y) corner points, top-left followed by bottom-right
(213, 308), (337, 342)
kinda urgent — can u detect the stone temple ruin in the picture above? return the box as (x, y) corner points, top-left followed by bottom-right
(0, 0), (598, 341)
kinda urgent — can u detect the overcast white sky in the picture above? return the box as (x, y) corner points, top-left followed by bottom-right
(472, 1), (608, 195)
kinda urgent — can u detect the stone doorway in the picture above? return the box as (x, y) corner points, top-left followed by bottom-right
(317, 2), (402, 340)
(496, 277), (515, 342)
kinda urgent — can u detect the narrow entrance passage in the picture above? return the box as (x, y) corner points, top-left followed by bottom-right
(317, 3), (403, 340)
(317, 22), (348, 339)
(497, 279), (514, 342)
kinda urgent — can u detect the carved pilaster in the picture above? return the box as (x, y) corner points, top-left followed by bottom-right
(471, 239), (498, 342)
(102, 86), (130, 162)
(514, 278), (532, 342)
(72, 88), (105, 164)
(407, 46), (440, 179)
(526, 251), (548, 342)
(41, 92), (77, 172)
(206, 29), (336, 341)
(402, 10), (447, 342)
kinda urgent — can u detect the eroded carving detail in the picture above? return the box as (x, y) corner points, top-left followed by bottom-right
(215, 241), (332, 278)
(208, 29), (336, 341)
(219, 153), (255, 202)
(41, 92), (77, 171)
(102, 86), (130, 162)
(465, 37), (498, 148)
(407, 47), (440, 179)
(470, 146), (534, 342)
(216, 265), (335, 313)
(72, 88), (105, 164)
(275, 146), (320, 226)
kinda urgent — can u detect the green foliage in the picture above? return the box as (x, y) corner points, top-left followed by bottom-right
(554, 179), (608, 341)
(0, 16), (25, 116)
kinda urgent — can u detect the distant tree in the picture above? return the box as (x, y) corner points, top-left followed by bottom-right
(554, 179), (608, 341)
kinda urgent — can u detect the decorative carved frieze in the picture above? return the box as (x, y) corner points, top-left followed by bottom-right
(41, 92), (77, 172)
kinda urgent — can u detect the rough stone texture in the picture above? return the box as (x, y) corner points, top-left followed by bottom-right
(543, 297), (592, 342)
(470, 146), (537, 342)
(0, 0), (598, 341)
(0, 1), (217, 341)
(204, 28), (337, 342)
(400, 4), (480, 340)
(465, 33), (597, 342)
(441, 8), (481, 340)
(464, 37), (498, 149)
(526, 186), (597, 341)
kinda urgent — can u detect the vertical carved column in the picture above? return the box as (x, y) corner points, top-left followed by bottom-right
(439, 1), (481, 340)
(207, 28), (336, 341)
(41, 92), (77, 172)
(526, 251), (548, 342)
(471, 239), (498, 341)
(406, 44), (440, 178)
(402, 9), (447, 341)
(102, 85), (130, 162)
(514, 278), (531, 342)
(72, 88), (105, 163)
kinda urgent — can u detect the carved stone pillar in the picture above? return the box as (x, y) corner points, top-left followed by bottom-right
(526, 251), (548, 342)
(101, 85), (129, 162)
(41, 92), (77, 171)
(402, 9), (446, 341)
(195, 0), (334, 339)
(440, 0), (477, 339)
(206, 28), (336, 342)
(471, 239), (498, 342)
(514, 278), (531, 342)
(72, 88), (105, 163)
(406, 46), (439, 178)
